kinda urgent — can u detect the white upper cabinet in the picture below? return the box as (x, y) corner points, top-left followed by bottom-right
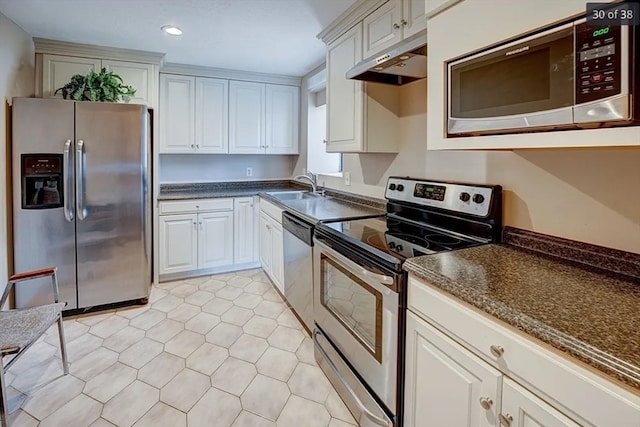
(160, 75), (229, 154)
(363, 0), (403, 58)
(403, 0), (428, 37)
(326, 23), (400, 153)
(195, 77), (229, 153)
(159, 74), (195, 153)
(102, 60), (154, 106)
(363, 0), (427, 58)
(229, 81), (299, 154)
(265, 84), (300, 154)
(229, 80), (266, 154)
(41, 54), (157, 108)
(42, 54), (101, 99)
(326, 23), (364, 153)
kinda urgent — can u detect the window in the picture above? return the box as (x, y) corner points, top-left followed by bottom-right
(307, 88), (341, 174)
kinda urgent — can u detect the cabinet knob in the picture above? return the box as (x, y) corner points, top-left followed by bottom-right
(323, 139), (327, 144)
(499, 413), (513, 426)
(393, 23), (400, 30)
(479, 397), (493, 410)
(196, 144), (200, 149)
(193, 221), (197, 227)
(191, 144), (195, 149)
(401, 19), (407, 26)
(490, 345), (505, 357)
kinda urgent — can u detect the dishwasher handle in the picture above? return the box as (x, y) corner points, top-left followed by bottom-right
(282, 211), (314, 246)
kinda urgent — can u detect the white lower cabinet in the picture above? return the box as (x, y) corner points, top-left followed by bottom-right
(404, 311), (501, 427)
(501, 378), (580, 427)
(405, 275), (640, 427)
(159, 214), (198, 274)
(258, 199), (284, 293)
(159, 197), (259, 278)
(234, 197), (258, 264)
(197, 211), (233, 269)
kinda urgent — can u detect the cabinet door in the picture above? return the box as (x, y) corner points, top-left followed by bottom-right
(159, 214), (198, 275)
(363, 0), (402, 58)
(402, 0), (427, 37)
(271, 221), (284, 294)
(234, 197), (257, 264)
(229, 80), (265, 154)
(259, 212), (273, 274)
(42, 54), (101, 98)
(501, 379), (581, 427)
(265, 84), (299, 154)
(198, 210), (234, 269)
(103, 60), (154, 107)
(159, 74), (195, 153)
(404, 312), (502, 427)
(196, 77), (229, 153)
(326, 23), (364, 153)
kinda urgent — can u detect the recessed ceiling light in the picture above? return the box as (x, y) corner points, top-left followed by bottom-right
(161, 25), (183, 36)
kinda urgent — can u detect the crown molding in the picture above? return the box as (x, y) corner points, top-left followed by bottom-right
(34, 38), (165, 65)
(317, 0), (388, 45)
(161, 63), (302, 86)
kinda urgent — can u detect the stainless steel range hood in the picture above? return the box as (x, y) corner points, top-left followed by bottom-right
(346, 32), (427, 85)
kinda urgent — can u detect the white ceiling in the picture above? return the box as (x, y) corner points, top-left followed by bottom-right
(0, 0), (358, 77)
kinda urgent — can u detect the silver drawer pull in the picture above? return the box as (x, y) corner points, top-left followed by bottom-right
(490, 345), (504, 357)
(499, 413), (513, 426)
(479, 397), (493, 410)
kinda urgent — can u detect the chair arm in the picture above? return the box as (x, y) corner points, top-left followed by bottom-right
(9, 267), (57, 283)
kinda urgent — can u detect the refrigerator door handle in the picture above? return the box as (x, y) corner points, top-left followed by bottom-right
(63, 139), (74, 222)
(75, 139), (88, 220)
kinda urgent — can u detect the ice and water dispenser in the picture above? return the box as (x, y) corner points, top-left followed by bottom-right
(21, 154), (63, 209)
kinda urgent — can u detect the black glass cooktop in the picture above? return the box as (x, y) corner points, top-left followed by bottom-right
(317, 215), (483, 264)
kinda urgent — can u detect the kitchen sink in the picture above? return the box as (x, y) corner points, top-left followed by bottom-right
(267, 190), (324, 201)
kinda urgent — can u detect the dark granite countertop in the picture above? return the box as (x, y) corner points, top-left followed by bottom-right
(404, 243), (640, 390)
(158, 180), (306, 200)
(158, 180), (386, 223)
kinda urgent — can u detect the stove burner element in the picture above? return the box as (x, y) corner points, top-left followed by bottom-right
(425, 233), (461, 246)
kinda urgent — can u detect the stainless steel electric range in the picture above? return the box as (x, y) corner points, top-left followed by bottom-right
(312, 177), (502, 427)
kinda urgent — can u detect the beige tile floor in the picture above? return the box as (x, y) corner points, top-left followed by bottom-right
(5, 269), (359, 427)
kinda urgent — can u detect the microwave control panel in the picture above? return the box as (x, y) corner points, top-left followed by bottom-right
(575, 23), (621, 104)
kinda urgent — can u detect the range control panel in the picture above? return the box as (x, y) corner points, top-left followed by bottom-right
(385, 178), (496, 217)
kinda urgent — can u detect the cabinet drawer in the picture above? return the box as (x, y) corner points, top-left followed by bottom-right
(259, 197), (283, 223)
(160, 198), (233, 214)
(408, 276), (640, 427)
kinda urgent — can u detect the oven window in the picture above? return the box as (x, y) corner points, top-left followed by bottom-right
(320, 254), (383, 362)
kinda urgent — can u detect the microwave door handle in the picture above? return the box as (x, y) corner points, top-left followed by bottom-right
(313, 329), (392, 427)
(315, 239), (396, 291)
(63, 139), (74, 222)
(75, 139), (87, 220)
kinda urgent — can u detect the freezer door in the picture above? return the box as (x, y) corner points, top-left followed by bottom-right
(75, 102), (150, 308)
(12, 98), (78, 309)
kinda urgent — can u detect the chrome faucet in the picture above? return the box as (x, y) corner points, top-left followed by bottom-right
(293, 171), (317, 193)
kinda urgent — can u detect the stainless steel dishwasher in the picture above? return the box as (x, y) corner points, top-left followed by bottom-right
(282, 211), (314, 332)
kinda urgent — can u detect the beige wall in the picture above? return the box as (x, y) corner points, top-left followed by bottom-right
(0, 13), (35, 294)
(315, 79), (428, 199)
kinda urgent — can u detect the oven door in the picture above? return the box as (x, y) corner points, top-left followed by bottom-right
(313, 236), (400, 415)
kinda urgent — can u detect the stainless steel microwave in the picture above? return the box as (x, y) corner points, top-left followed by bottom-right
(447, 18), (639, 136)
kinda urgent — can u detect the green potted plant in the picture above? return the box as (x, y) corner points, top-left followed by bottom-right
(55, 67), (136, 102)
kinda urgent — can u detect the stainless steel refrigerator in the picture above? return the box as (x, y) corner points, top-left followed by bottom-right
(11, 97), (151, 310)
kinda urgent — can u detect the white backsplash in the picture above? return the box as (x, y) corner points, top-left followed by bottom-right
(159, 154), (297, 183)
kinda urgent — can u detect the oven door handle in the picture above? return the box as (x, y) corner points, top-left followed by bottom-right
(315, 238), (397, 291)
(313, 329), (392, 427)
